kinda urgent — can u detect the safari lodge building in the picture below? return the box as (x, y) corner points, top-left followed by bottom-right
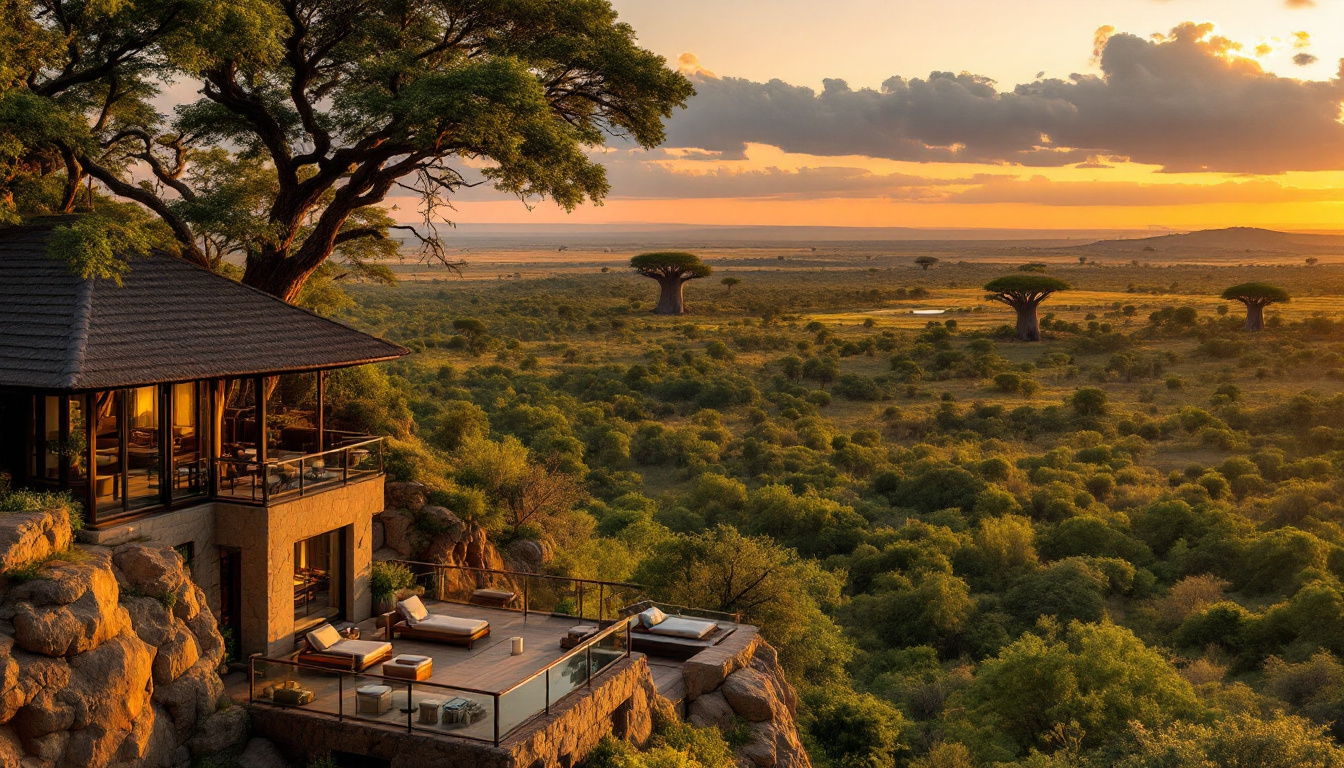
(0, 224), (408, 657)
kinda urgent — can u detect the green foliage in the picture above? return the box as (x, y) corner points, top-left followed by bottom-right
(370, 560), (415, 601)
(1222, 283), (1291, 304)
(951, 621), (1200, 761)
(630, 252), (713, 279)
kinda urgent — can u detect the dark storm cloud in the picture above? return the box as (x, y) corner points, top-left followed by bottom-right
(665, 23), (1344, 174)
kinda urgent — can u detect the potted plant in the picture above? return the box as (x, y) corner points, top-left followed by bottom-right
(370, 560), (415, 616)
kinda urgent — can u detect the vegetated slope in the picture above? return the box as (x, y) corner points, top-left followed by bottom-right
(1078, 227), (1344, 255)
(336, 262), (1344, 768)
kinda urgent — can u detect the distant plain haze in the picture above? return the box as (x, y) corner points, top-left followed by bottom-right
(382, 1), (1344, 232)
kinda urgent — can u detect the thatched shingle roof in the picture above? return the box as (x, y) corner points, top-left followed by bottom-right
(0, 224), (408, 391)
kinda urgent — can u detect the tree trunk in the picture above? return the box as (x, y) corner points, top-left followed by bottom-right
(1244, 302), (1265, 332)
(1014, 302), (1041, 341)
(652, 276), (687, 315)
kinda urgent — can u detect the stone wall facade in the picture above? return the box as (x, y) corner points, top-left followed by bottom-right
(217, 476), (382, 657)
(81, 476), (384, 659)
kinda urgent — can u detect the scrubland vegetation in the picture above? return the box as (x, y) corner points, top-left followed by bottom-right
(333, 257), (1344, 767)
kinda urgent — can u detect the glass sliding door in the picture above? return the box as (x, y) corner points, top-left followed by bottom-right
(125, 386), (161, 512)
(93, 390), (124, 519)
(293, 529), (345, 633)
(170, 382), (207, 501)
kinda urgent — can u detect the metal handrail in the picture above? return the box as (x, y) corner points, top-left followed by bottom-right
(389, 560), (644, 623)
(248, 616), (633, 746)
(213, 436), (384, 503)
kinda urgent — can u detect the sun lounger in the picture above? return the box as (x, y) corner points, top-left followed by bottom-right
(297, 624), (393, 671)
(383, 595), (491, 649)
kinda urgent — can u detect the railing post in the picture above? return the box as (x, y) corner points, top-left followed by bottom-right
(407, 682), (414, 734)
(343, 447), (350, 485)
(493, 693), (501, 746)
(545, 669), (550, 715)
(578, 581), (584, 620)
(338, 672), (343, 722)
(598, 583), (604, 623)
(523, 575), (529, 621)
(586, 644), (592, 689)
(299, 461), (305, 497)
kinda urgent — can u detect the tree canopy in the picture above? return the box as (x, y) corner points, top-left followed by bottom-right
(1, 0), (694, 300)
(1222, 283), (1290, 305)
(630, 251), (712, 280)
(984, 274), (1072, 300)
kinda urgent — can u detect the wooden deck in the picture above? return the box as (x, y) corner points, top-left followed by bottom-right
(233, 601), (624, 744)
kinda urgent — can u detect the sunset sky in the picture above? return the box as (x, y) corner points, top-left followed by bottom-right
(397, 0), (1344, 232)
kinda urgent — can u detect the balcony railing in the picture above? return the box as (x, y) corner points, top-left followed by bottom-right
(213, 436), (384, 505)
(389, 561), (645, 624)
(248, 617), (633, 746)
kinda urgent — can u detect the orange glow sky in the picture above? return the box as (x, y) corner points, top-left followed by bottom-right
(388, 1), (1344, 231)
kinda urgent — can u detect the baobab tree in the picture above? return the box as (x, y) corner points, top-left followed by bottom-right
(631, 252), (712, 315)
(721, 277), (741, 294)
(984, 275), (1071, 341)
(1221, 283), (1288, 332)
(915, 256), (939, 271)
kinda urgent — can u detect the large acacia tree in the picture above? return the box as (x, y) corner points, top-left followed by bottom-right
(984, 275), (1071, 342)
(1221, 283), (1288, 332)
(0, 0), (693, 301)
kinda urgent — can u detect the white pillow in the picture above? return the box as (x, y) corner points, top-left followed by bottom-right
(640, 607), (667, 628)
(399, 595), (429, 624)
(307, 624), (341, 652)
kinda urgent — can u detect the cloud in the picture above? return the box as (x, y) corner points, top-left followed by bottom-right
(945, 176), (1344, 206)
(663, 23), (1344, 174)
(1293, 31), (1312, 48)
(1286, 0), (1315, 8)
(677, 52), (717, 79)
(1294, 52), (1319, 66)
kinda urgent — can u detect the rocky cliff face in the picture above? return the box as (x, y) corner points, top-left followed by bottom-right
(682, 630), (811, 768)
(0, 507), (244, 768)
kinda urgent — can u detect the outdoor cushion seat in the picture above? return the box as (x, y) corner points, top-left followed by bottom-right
(414, 615), (490, 637)
(298, 623), (392, 671)
(383, 654), (432, 681)
(646, 616), (718, 640)
(471, 588), (516, 605)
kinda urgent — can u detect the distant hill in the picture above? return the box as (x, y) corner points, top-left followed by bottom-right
(1077, 227), (1344, 255)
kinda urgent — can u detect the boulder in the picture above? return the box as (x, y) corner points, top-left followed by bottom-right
(11, 560), (128, 657)
(384, 481), (428, 512)
(0, 507), (72, 574)
(682, 628), (761, 701)
(151, 626), (200, 685)
(112, 545), (184, 596)
(721, 668), (779, 722)
(122, 596), (174, 648)
(152, 661), (223, 738)
(688, 690), (735, 730)
(237, 737), (290, 768)
(0, 725), (22, 768)
(379, 510), (415, 557)
(419, 506), (466, 540)
(741, 727), (779, 768)
(506, 539), (554, 573)
(187, 705), (248, 756)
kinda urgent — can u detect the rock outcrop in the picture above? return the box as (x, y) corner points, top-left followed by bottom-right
(0, 508), (244, 768)
(373, 484), (510, 596)
(682, 629), (809, 768)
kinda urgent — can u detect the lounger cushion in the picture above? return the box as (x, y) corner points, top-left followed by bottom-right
(473, 588), (515, 601)
(306, 624), (342, 652)
(324, 639), (393, 667)
(639, 606), (667, 628)
(647, 616), (717, 640)
(413, 615), (489, 637)
(398, 595), (429, 623)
